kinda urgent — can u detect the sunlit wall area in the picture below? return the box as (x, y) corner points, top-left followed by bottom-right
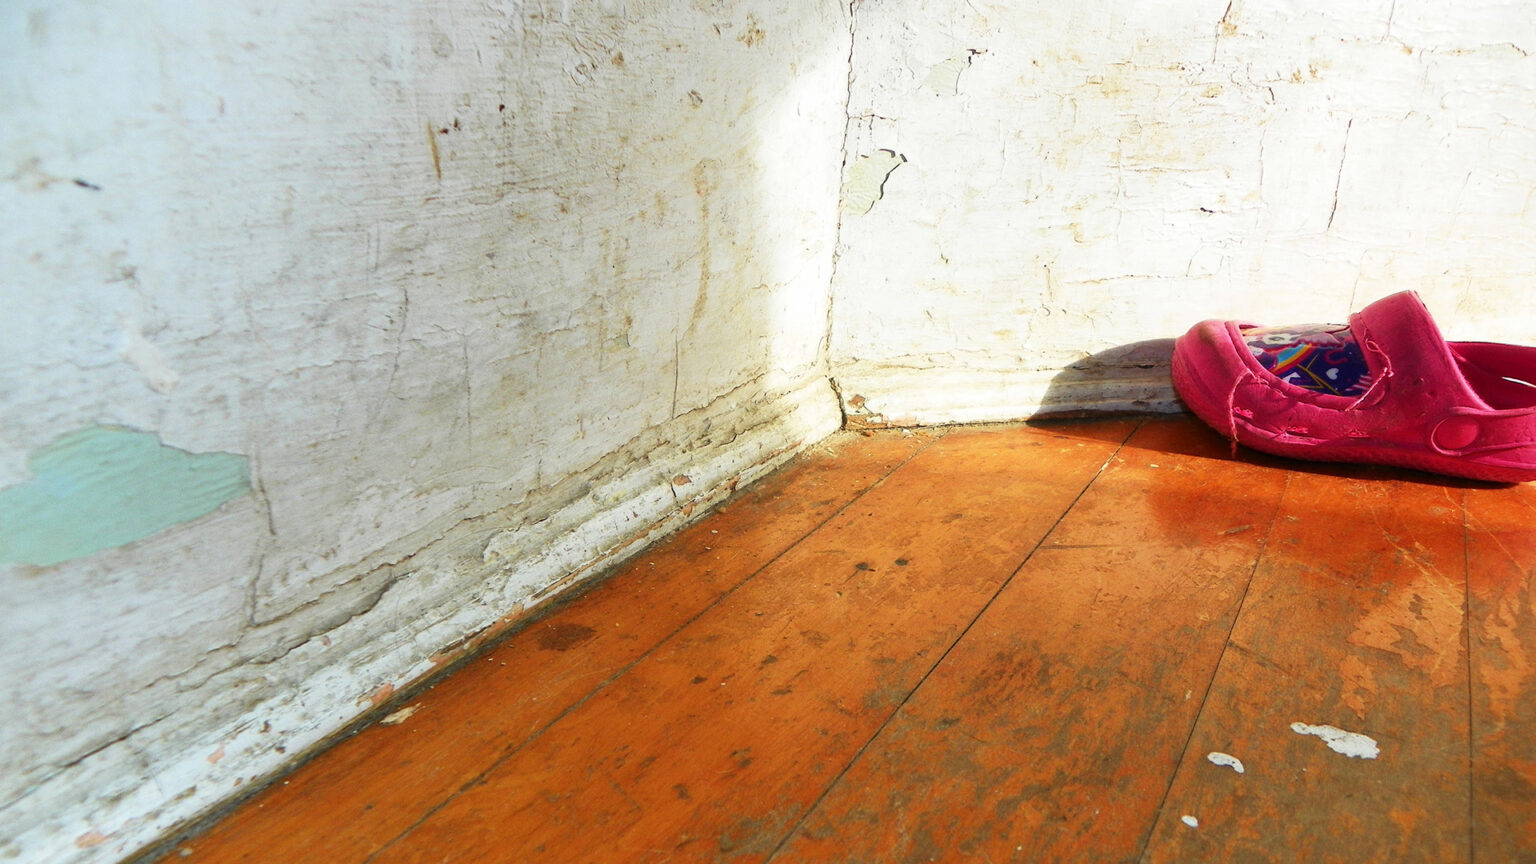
(830, 0), (1536, 425)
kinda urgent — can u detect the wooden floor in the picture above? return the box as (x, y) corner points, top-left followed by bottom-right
(150, 416), (1536, 864)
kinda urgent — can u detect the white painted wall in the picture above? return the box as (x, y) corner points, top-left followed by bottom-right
(0, 1), (849, 861)
(831, 0), (1536, 426)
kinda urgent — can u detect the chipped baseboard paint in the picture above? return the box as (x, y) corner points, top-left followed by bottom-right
(4, 0), (1527, 860)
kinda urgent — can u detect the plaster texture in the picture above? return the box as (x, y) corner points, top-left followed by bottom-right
(0, 1), (848, 860)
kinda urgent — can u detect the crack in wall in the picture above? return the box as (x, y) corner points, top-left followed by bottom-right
(245, 446), (280, 627)
(821, 0), (862, 422)
(1212, 0), (1237, 63)
(6, 714), (170, 811)
(827, 376), (849, 428)
(1327, 116), (1354, 232)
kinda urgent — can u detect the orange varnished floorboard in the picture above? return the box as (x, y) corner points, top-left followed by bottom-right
(364, 421), (1137, 863)
(770, 417), (1288, 863)
(1142, 465), (1473, 862)
(156, 416), (1536, 864)
(1466, 483), (1536, 863)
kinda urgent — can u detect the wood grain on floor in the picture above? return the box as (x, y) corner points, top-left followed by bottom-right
(1143, 466), (1471, 863)
(153, 416), (1536, 864)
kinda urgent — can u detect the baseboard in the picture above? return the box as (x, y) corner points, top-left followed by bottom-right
(832, 340), (1184, 428)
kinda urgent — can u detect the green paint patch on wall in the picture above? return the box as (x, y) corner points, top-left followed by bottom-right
(0, 425), (251, 567)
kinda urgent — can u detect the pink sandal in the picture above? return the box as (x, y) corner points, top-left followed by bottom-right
(1171, 291), (1536, 482)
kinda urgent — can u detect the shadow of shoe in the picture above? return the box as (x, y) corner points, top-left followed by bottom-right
(1030, 339), (1181, 419)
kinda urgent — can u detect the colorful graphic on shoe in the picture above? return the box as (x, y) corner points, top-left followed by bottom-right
(1241, 324), (1373, 396)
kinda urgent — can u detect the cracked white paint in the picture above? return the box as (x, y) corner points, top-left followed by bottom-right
(829, 0), (1536, 425)
(1291, 722), (1381, 759)
(0, 1), (849, 861)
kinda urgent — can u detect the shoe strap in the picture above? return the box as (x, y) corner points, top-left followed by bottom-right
(1350, 292), (1536, 458)
(1351, 290), (1497, 414)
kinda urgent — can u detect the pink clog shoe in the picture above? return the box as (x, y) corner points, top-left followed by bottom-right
(1172, 291), (1536, 482)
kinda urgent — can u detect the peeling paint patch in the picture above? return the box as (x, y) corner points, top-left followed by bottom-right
(922, 49), (980, 96)
(1291, 721), (1380, 759)
(0, 425), (251, 566)
(840, 391), (891, 429)
(843, 149), (906, 214)
(1207, 751), (1245, 773)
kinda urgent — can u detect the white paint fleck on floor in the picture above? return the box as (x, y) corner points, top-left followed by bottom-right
(1207, 751), (1245, 773)
(1290, 722), (1380, 759)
